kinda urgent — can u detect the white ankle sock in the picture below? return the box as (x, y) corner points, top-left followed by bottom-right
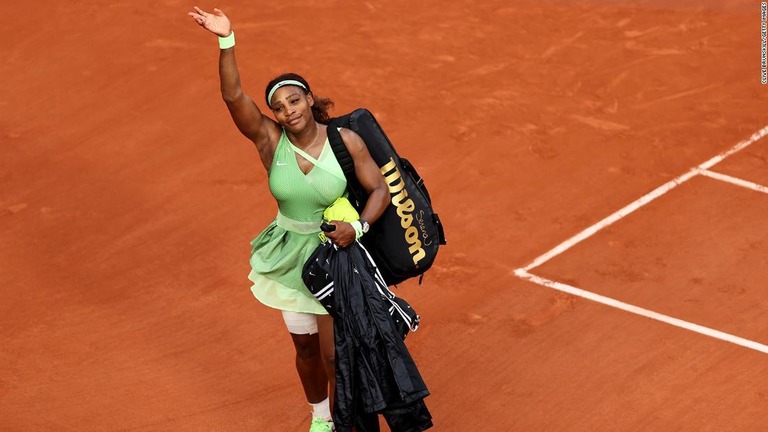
(310, 397), (331, 421)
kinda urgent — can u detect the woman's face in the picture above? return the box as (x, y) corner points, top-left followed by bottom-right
(270, 86), (314, 131)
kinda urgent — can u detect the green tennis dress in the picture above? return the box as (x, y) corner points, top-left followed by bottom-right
(248, 129), (347, 314)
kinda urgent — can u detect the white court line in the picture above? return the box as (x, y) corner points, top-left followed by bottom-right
(698, 169), (768, 195)
(515, 269), (768, 355)
(521, 125), (768, 272)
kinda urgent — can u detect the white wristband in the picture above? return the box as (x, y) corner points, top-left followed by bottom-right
(219, 31), (235, 49)
(350, 220), (363, 239)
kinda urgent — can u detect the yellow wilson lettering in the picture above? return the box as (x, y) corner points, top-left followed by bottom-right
(380, 158), (426, 265)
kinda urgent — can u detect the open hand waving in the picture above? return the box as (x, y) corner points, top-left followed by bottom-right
(188, 6), (231, 37)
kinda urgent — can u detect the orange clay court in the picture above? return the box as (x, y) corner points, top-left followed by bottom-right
(2, 0), (768, 430)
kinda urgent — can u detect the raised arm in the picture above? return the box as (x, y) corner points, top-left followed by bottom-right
(189, 7), (280, 170)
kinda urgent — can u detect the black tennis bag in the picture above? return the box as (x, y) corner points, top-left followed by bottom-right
(327, 108), (446, 286)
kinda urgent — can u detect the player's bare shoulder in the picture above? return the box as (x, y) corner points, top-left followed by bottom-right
(338, 127), (366, 153)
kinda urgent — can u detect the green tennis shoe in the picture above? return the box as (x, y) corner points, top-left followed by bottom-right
(309, 418), (334, 432)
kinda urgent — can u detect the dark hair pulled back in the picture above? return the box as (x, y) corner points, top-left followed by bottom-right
(264, 72), (334, 125)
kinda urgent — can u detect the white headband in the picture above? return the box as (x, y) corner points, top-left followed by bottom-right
(267, 79), (308, 105)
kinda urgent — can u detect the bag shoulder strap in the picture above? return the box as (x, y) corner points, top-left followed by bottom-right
(326, 124), (355, 180)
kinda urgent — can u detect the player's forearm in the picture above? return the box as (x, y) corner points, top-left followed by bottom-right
(219, 46), (244, 103)
(360, 185), (389, 226)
